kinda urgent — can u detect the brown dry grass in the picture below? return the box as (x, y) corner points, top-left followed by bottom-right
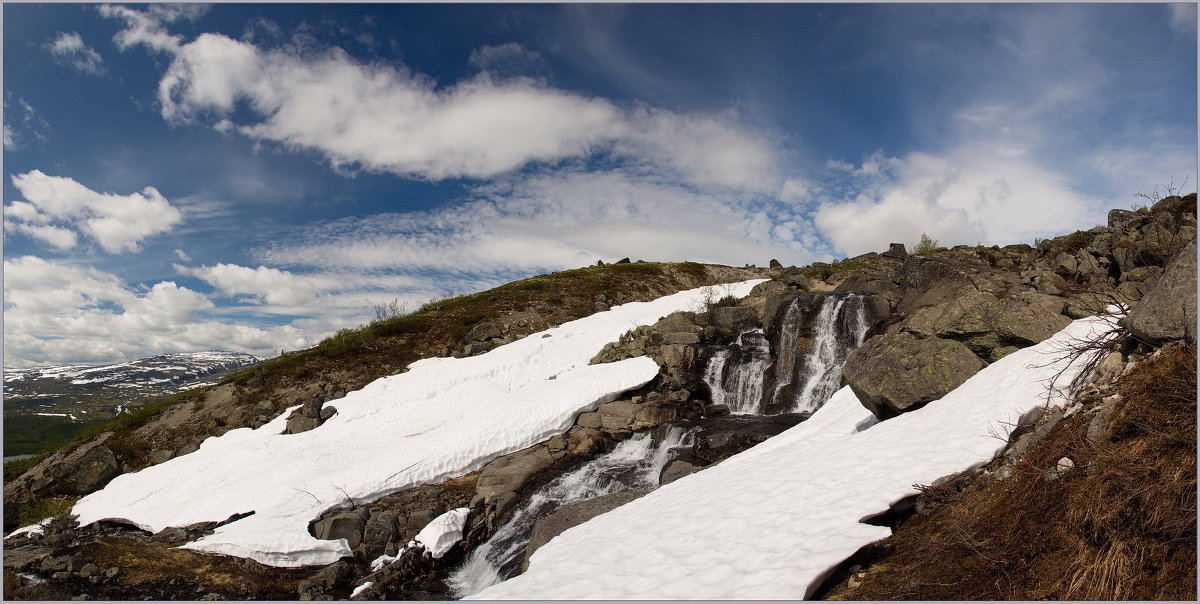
(825, 345), (1196, 600)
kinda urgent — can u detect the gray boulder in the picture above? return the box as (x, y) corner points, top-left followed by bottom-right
(901, 286), (997, 338)
(465, 321), (502, 343)
(659, 459), (705, 485)
(312, 510), (368, 548)
(475, 445), (557, 504)
(1126, 238), (1196, 345)
(881, 243), (908, 260)
(524, 490), (649, 566)
(843, 333), (986, 419)
(51, 433), (122, 496)
(941, 292), (1070, 361)
(710, 305), (759, 332)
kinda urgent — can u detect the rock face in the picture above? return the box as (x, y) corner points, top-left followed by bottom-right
(687, 414), (806, 464)
(1126, 237), (1196, 345)
(843, 333), (986, 420)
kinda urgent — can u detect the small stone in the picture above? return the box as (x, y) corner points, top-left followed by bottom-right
(79, 562), (99, 577)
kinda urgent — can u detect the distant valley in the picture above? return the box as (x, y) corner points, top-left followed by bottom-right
(3, 351), (262, 457)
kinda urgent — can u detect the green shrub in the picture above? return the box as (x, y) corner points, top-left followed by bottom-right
(17, 498), (73, 527)
(914, 233), (940, 255)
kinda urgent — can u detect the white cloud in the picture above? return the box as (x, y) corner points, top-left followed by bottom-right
(3, 256), (310, 367)
(7, 170), (183, 253)
(48, 31), (107, 75)
(101, 7), (785, 188)
(1169, 3), (1197, 39)
(813, 149), (1098, 257)
(254, 168), (825, 277)
(468, 42), (549, 80)
(3, 124), (14, 150)
(3, 95), (51, 149)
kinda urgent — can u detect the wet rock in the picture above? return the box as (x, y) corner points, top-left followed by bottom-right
(844, 333), (986, 420)
(689, 414), (805, 464)
(659, 459), (704, 485)
(523, 490), (649, 566)
(598, 400), (642, 431)
(475, 445), (556, 505)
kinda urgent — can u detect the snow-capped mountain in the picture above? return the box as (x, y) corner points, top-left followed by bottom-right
(4, 351), (263, 411)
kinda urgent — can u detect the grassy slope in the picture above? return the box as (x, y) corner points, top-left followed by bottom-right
(822, 344), (1196, 600)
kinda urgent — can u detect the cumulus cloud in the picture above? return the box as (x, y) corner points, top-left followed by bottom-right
(813, 149), (1098, 257)
(48, 31), (107, 74)
(6, 170), (183, 253)
(100, 6), (784, 187)
(3, 255), (309, 367)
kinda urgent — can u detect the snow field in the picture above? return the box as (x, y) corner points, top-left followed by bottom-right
(67, 279), (766, 567)
(471, 313), (1117, 599)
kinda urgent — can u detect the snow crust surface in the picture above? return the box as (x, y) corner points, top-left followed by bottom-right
(472, 314), (1116, 600)
(68, 280), (765, 567)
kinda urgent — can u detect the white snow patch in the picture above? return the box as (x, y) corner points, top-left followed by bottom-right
(349, 581), (374, 598)
(414, 507), (470, 559)
(70, 280), (765, 568)
(7, 521), (47, 539)
(471, 313), (1117, 599)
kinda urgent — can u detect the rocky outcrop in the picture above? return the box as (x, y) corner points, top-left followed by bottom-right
(689, 413), (806, 463)
(1126, 238), (1196, 345)
(940, 292), (1071, 361)
(49, 433), (122, 496)
(843, 333), (986, 420)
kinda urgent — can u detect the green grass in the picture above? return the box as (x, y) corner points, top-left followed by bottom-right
(16, 497), (73, 527)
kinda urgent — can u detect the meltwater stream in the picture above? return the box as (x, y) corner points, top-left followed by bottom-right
(448, 428), (693, 598)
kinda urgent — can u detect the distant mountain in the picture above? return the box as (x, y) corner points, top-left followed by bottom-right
(4, 351), (264, 415)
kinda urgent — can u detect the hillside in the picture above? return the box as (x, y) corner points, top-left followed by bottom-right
(2, 195), (1195, 600)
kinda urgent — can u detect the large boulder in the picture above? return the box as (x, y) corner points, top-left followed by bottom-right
(474, 445), (557, 505)
(940, 292), (1071, 361)
(710, 305), (759, 332)
(1126, 238), (1196, 345)
(50, 433), (122, 496)
(843, 333), (986, 420)
(900, 286), (997, 338)
(523, 490), (649, 567)
(312, 509), (369, 549)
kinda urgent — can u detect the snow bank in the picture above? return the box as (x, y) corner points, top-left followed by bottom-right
(472, 314), (1116, 599)
(69, 280), (765, 567)
(415, 507), (470, 559)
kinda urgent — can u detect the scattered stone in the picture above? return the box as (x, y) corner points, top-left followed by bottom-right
(253, 400), (275, 416)
(79, 562), (99, 578)
(465, 321), (502, 343)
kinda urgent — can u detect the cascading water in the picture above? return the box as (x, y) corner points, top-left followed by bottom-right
(447, 428), (693, 598)
(787, 294), (868, 413)
(702, 331), (771, 415)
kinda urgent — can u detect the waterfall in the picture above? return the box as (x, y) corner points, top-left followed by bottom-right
(702, 331), (771, 415)
(787, 295), (868, 413)
(447, 428), (693, 598)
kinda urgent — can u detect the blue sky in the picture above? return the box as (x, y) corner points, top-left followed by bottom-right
(3, 3), (1196, 367)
